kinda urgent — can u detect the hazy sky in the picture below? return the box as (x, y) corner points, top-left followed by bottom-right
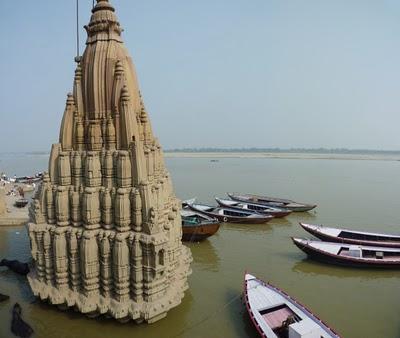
(1, 0), (399, 152)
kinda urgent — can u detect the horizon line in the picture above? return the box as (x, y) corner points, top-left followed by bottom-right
(2, 147), (400, 155)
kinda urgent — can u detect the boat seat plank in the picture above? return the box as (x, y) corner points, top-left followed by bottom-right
(262, 306), (295, 330)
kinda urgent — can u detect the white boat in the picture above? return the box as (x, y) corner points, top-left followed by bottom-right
(229, 193), (317, 212)
(215, 197), (292, 218)
(292, 237), (400, 268)
(299, 222), (400, 248)
(244, 273), (340, 337)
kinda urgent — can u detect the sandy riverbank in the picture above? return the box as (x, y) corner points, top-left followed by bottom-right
(164, 152), (400, 161)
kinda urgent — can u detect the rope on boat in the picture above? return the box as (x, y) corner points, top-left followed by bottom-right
(171, 284), (259, 337)
(171, 292), (243, 337)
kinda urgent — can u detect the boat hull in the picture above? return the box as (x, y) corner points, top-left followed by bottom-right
(210, 212), (270, 224)
(228, 193), (316, 212)
(15, 199), (29, 208)
(216, 199), (291, 218)
(300, 223), (400, 248)
(281, 205), (316, 212)
(188, 205), (273, 224)
(292, 238), (400, 268)
(182, 222), (220, 242)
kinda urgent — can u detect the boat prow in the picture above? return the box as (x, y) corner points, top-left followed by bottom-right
(292, 237), (308, 248)
(182, 197), (197, 207)
(244, 272), (256, 281)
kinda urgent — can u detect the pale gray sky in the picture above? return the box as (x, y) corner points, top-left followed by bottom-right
(0, 0), (399, 152)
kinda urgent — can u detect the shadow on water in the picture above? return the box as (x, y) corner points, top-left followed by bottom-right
(0, 271), (34, 302)
(222, 222), (275, 234)
(298, 210), (318, 219)
(224, 289), (258, 338)
(292, 259), (400, 280)
(28, 290), (195, 338)
(269, 218), (294, 228)
(221, 212), (313, 233)
(241, 310), (260, 338)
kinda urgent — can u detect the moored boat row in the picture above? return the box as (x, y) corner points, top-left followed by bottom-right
(179, 193), (342, 335)
(242, 219), (400, 335)
(293, 222), (400, 268)
(215, 197), (292, 218)
(188, 202), (274, 224)
(180, 193), (316, 242)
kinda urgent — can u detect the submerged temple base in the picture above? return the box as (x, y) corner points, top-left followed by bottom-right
(27, 0), (192, 322)
(28, 225), (191, 322)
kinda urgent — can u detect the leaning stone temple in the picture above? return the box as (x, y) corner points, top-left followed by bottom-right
(27, 0), (192, 323)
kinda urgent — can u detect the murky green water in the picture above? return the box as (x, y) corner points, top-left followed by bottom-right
(1, 154), (400, 338)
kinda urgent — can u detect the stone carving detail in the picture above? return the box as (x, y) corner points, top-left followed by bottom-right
(27, 0), (192, 323)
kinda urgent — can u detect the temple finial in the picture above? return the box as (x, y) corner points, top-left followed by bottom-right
(92, 0), (115, 13)
(86, 0), (120, 41)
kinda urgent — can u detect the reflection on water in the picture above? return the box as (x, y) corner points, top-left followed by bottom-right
(270, 217), (294, 227)
(292, 259), (400, 280)
(186, 239), (220, 272)
(295, 211), (317, 221)
(224, 289), (258, 338)
(222, 221), (274, 233)
(1, 156), (400, 337)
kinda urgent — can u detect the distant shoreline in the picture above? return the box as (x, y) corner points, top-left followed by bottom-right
(164, 152), (400, 161)
(1, 150), (400, 162)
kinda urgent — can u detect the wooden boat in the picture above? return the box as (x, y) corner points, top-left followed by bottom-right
(181, 209), (220, 242)
(188, 203), (273, 224)
(244, 273), (340, 338)
(292, 237), (400, 268)
(15, 176), (42, 184)
(228, 193), (316, 212)
(300, 222), (400, 248)
(215, 197), (291, 218)
(14, 199), (28, 208)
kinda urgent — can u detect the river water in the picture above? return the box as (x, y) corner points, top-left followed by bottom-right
(0, 154), (400, 338)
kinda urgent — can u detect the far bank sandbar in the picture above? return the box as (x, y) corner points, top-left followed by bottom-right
(164, 152), (400, 161)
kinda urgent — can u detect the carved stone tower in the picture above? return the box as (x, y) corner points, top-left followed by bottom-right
(27, 0), (192, 323)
